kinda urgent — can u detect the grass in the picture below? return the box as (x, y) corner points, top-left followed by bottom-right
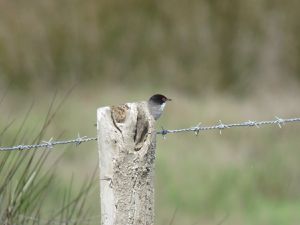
(0, 90), (98, 225)
(1, 85), (300, 224)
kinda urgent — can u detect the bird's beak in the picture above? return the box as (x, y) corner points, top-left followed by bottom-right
(167, 98), (172, 101)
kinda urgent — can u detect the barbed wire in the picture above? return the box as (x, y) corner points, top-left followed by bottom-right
(157, 116), (300, 136)
(0, 117), (299, 152)
(0, 133), (97, 151)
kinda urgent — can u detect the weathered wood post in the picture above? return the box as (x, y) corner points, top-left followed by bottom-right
(97, 101), (156, 225)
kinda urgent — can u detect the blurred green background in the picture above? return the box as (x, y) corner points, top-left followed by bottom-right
(1, 0), (300, 224)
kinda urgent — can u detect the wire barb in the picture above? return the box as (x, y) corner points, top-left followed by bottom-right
(42, 137), (54, 149)
(275, 116), (284, 128)
(161, 126), (168, 140)
(75, 133), (87, 146)
(194, 122), (202, 136)
(217, 120), (227, 134)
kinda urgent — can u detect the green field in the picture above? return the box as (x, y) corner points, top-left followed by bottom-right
(1, 0), (300, 224)
(1, 85), (300, 224)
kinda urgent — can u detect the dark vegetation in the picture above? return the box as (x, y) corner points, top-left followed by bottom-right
(1, 0), (300, 93)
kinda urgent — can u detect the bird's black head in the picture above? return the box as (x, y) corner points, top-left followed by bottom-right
(149, 94), (171, 105)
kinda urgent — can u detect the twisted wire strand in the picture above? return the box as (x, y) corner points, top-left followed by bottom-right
(157, 117), (300, 135)
(0, 135), (97, 151)
(0, 117), (299, 151)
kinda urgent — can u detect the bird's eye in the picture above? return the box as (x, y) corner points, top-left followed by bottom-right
(162, 97), (166, 101)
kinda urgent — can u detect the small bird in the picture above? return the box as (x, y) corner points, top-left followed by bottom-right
(148, 94), (171, 120)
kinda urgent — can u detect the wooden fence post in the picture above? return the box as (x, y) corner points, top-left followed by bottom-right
(97, 101), (156, 225)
